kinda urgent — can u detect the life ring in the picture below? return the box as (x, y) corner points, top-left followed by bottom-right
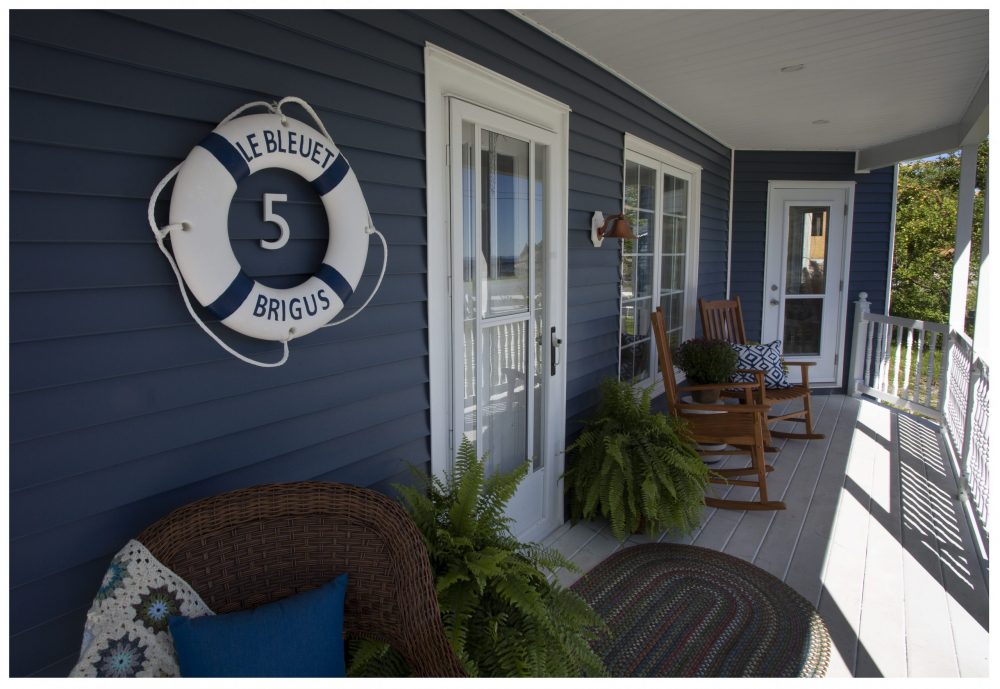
(168, 112), (369, 341)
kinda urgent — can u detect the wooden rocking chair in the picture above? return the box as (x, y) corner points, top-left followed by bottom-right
(652, 307), (785, 511)
(698, 296), (824, 441)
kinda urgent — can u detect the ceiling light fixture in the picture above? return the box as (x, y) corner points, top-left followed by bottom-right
(812, 119), (830, 125)
(780, 64), (805, 73)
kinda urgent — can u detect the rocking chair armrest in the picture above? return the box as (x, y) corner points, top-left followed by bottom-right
(677, 402), (770, 413)
(782, 360), (816, 368)
(679, 382), (758, 392)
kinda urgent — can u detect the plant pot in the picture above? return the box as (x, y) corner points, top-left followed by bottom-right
(691, 388), (721, 404)
(681, 395), (728, 459)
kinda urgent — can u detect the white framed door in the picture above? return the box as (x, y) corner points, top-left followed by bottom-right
(445, 99), (566, 541)
(763, 182), (854, 385)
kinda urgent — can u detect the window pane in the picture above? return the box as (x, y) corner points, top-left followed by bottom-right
(638, 165), (656, 210)
(662, 214), (678, 255)
(481, 321), (529, 476)
(633, 254), (653, 298)
(621, 208), (639, 254)
(625, 161), (639, 209)
(621, 299), (651, 342)
(634, 210), (655, 254)
(660, 293), (684, 334)
(663, 174), (688, 216)
(785, 206), (829, 295)
(620, 345), (636, 382)
(621, 253), (635, 300)
(784, 298), (823, 355)
(661, 254), (685, 293)
(481, 130), (530, 318)
(620, 342), (650, 383)
(663, 214), (687, 254)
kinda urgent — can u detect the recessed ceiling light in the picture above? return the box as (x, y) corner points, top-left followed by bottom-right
(780, 64), (805, 73)
(812, 119), (830, 125)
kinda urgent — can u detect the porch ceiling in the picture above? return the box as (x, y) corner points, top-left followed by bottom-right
(517, 9), (988, 168)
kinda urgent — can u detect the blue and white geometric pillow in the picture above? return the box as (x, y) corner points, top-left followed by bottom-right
(731, 340), (791, 389)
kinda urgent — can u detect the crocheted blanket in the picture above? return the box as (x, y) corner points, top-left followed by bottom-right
(69, 540), (214, 677)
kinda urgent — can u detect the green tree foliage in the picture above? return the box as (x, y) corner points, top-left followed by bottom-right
(892, 140), (987, 328)
(348, 438), (607, 678)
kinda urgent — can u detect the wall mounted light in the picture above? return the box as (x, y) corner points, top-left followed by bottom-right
(591, 211), (636, 248)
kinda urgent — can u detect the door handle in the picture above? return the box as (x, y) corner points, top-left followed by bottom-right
(770, 298), (780, 306)
(550, 326), (562, 376)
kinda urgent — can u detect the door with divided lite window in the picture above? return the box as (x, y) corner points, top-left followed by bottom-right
(763, 183), (853, 384)
(447, 99), (566, 542)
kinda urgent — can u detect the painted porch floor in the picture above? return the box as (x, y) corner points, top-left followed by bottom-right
(542, 394), (989, 678)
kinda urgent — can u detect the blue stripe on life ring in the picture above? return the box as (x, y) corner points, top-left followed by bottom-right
(315, 263), (355, 305)
(198, 132), (250, 183)
(207, 270), (256, 321)
(312, 155), (351, 196)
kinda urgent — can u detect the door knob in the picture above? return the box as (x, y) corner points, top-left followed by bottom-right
(770, 298), (780, 306)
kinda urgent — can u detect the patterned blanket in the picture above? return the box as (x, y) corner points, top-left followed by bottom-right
(70, 540), (214, 677)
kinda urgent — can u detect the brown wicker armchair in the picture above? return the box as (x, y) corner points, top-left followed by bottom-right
(137, 481), (466, 677)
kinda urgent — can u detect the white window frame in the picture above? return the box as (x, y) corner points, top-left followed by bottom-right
(620, 134), (702, 394)
(425, 44), (571, 479)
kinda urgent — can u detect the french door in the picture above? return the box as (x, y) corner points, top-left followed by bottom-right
(763, 183), (853, 384)
(447, 99), (565, 541)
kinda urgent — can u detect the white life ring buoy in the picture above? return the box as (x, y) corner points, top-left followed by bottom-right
(168, 112), (370, 341)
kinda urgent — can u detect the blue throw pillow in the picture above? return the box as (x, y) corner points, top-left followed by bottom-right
(731, 340), (791, 389)
(168, 572), (348, 677)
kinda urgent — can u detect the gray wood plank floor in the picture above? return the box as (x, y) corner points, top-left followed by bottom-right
(543, 395), (989, 678)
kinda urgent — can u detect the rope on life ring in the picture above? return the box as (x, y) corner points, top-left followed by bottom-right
(147, 97), (388, 367)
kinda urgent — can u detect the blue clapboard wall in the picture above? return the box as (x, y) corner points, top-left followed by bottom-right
(9, 9), (731, 676)
(729, 151), (896, 390)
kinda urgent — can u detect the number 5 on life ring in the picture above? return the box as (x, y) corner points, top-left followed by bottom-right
(168, 112), (369, 341)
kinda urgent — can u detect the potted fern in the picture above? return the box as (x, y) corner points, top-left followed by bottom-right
(672, 338), (739, 403)
(564, 377), (710, 542)
(348, 439), (606, 678)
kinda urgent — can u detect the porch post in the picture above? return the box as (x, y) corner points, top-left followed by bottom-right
(972, 177), (990, 362)
(949, 145), (978, 333)
(848, 291), (871, 396)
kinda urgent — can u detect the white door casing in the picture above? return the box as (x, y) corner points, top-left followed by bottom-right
(425, 45), (570, 542)
(763, 182), (855, 385)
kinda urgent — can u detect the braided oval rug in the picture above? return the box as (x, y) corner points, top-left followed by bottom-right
(571, 543), (831, 677)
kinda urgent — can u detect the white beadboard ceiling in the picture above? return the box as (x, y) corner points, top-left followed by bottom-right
(518, 9), (987, 165)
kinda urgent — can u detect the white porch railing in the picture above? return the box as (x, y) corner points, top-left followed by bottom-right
(849, 292), (990, 539)
(848, 292), (949, 419)
(945, 331), (990, 533)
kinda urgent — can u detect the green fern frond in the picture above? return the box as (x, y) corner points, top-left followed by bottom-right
(564, 377), (710, 542)
(350, 439), (607, 678)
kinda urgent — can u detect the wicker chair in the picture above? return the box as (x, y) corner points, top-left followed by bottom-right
(137, 482), (466, 677)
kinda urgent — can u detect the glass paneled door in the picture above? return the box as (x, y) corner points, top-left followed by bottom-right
(448, 99), (564, 542)
(763, 184), (852, 384)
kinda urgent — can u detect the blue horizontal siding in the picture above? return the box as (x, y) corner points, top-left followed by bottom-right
(730, 151), (895, 389)
(9, 8), (731, 676)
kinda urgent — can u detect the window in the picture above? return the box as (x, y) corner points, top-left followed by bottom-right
(619, 136), (701, 384)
